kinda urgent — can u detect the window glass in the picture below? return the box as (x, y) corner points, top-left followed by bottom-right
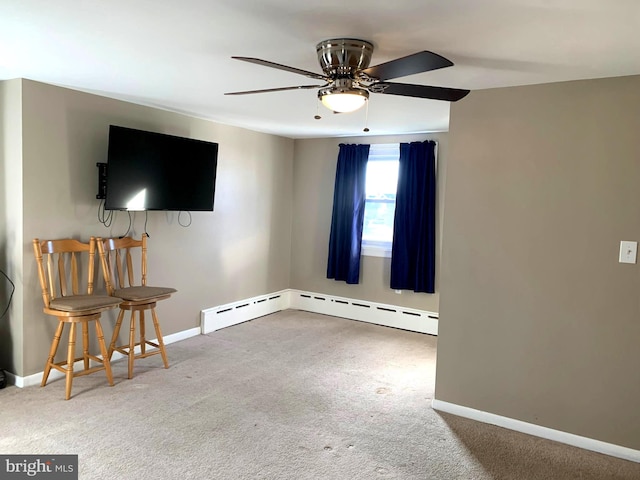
(362, 144), (399, 256)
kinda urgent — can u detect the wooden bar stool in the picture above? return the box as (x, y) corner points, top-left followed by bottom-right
(96, 235), (176, 379)
(33, 237), (122, 400)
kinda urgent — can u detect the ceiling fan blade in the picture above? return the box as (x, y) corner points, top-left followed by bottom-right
(370, 82), (470, 102)
(225, 84), (326, 96)
(362, 51), (454, 81)
(231, 57), (328, 81)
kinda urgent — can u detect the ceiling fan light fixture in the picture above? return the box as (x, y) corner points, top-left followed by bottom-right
(319, 88), (369, 113)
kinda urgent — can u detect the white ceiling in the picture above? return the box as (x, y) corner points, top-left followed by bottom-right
(1, 0), (639, 139)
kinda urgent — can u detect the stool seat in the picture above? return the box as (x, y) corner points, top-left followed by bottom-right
(113, 286), (177, 302)
(49, 295), (122, 312)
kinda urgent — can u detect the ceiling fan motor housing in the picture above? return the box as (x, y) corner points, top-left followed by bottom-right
(316, 38), (374, 77)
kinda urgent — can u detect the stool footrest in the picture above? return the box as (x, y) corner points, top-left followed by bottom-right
(112, 341), (162, 359)
(49, 354), (108, 374)
(73, 365), (108, 378)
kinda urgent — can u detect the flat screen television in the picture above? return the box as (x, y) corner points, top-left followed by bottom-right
(104, 125), (218, 211)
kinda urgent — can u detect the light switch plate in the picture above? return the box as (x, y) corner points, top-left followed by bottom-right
(619, 241), (637, 264)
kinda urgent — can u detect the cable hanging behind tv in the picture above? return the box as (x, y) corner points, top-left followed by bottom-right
(102, 125), (218, 211)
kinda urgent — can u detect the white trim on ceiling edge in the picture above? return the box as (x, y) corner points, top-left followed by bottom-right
(432, 399), (640, 464)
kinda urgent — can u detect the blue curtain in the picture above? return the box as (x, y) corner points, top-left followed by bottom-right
(390, 141), (436, 293)
(327, 143), (370, 284)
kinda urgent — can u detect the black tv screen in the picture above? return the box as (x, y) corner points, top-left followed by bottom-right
(104, 125), (218, 211)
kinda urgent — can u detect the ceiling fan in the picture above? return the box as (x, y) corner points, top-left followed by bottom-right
(225, 38), (470, 114)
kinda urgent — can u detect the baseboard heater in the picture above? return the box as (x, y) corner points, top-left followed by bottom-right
(288, 289), (438, 335)
(200, 290), (290, 334)
(201, 289), (438, 336)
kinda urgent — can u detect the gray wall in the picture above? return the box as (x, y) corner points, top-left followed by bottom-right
(291, 133), (448, 313)
(7, 79), (294, 376)
(435, 75), (640, 450)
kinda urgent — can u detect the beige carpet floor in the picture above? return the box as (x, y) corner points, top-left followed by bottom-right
(1, 310), (639, 479)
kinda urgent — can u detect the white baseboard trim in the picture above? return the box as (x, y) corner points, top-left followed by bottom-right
(163, 327), (201, 345)
(109, 326), (201, 363)
(13, 290), (435, 388)
(4, 370), (21, 388)
(12, 326), (201, 388)
(200, 290), (291, 334)
(289, 289), (438, 335)
(432, 399), (640, 464)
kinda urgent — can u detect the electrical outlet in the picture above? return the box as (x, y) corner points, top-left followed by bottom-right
(619, 241), (637, 264)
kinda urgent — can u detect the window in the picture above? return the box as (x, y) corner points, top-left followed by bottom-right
(362, 144), (399, 257)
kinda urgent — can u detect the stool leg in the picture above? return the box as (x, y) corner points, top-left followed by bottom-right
(139, 310), (146, 355)
(42, 321), (64, 387)
(95, 319), (114, 386)
(108, 309), (125, 360)
(65, 322), (77, 400)
(82, 321), (90, 371)
(151, 309), (169, 369)
(127, 310), (136, 379)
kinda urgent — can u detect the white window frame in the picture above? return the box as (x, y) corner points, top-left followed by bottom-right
(361, 144), (400, 258)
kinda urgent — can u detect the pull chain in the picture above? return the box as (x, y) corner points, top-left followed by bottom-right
(363, 99), (370, 132)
